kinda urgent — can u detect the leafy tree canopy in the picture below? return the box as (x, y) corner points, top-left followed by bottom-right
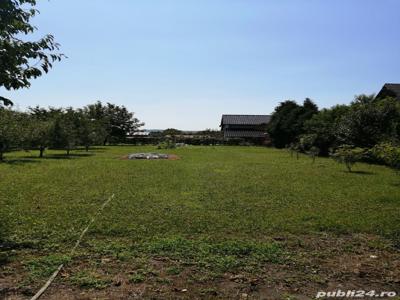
(0, 0), (63, 106)
(83, 101), (144, 144)
(163, 128), (182, 137)
(268, 99), (318, 148)
(336, 96), (400, 147)
(304, 105), (349, 155)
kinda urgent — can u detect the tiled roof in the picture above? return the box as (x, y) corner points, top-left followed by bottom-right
(224, 130), (267, 138)
(376, 83), (400, 100)
(221, 115), (271, 125)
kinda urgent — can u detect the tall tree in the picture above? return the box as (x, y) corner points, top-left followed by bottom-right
(304, 105), (349, 155)
(28, 106), (63, 157)
(0, 109), (26, 161)
(163, 128), (182, 137)
(267, 100), (300, 148)
(48, 108), (78, 155)
(268, 99), (318, 148)
(84, 102), (144, 145)
(75, 109), (106, 151)
(28, 118), (53, 158)
(0, 0), (63, 106)
(336, 96), (400, 147)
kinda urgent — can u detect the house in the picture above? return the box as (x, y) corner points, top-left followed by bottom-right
(376, 83), (400, 100)
(220, 114), (271, 143)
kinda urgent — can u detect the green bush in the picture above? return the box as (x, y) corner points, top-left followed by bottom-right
(299, 134), (317, 152)
(369, 143), (400, 171)
(331, 145), (366, 172)
(156, 139), (176, 149)
(307, 146), (320, 163)
(288, 142), (301, 159)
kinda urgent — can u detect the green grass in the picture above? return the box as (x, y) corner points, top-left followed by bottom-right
(1, 146), (400, 281)
(69, 270), (111, 289)
(25, 254), (70, 280)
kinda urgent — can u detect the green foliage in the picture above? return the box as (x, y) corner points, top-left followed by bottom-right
(166, 266), (182, 275)
(268, 98), (318, 148)
(26, 254), (70, 279)
(157, 139), (176, 149)
(27, 118), (53, 157)
(336, 97), (400, 148)
(49, 108), (79, 155)
(196, 129), (223, 138)
(298, 134), (317, 151)
(281, 95), (400, 159)
(297, 134), (320, 162)
(163, 128), (182, 137)
(304, 105), (349, 155)
(0, 96), (13, 107)
(0, 109), (28, 160)
(307, 146), (320, 163)
(129, 273), (145, 283)
(83, 101), (144, 144)
(70, 271), (111, 289)
(0, 103), (143, 160)
(288, 142), (301, 159)
(331, 145), (365, 172)
(369, 143), (400, 171)
(75, 109), (106, 151)
(0, 0), (63, 105)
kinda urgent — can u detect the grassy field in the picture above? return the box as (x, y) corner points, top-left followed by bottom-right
(1, 146), (399, 299)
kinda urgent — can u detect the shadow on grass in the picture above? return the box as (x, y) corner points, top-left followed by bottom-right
(1, 159), (41, 165)
(342, 170), (375, 175)
(390, 182), (400, 187)
(21, 153), (95, 160)
(87, 147), (107, 151)
(47, 153), (94, 159)
(75, 147), (107, 152)
(1, 212), (38, 267)
(0, 217), (12, 266)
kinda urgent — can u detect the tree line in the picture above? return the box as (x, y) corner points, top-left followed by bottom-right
(267, 94), (400, 171)
(0, 102), (143, 161)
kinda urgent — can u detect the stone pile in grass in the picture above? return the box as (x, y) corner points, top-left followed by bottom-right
(127, 153), (170, 160)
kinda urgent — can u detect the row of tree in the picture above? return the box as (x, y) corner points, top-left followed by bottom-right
(268, 95), (400, 155)
(0, 102), (143, 161)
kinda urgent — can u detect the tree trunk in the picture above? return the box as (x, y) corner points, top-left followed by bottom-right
(85, 145), (89, 152)
(66, 148), (70, 156)
(0, 151), (3, 162)
(39, 146), (45, 158)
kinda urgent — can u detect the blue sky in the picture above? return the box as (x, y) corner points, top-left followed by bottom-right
(3, 0), (400, 130)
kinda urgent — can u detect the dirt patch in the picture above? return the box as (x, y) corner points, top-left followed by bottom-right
(2, 234), (400, 299)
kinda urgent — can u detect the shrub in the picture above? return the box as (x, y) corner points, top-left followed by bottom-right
(288, 143), (301, 159)
(157, 139), (176, 149)
(299, 134), (317, 152)
(307, 146), (320, 163)
(369, 143), (400, 171)
(331, 145), (365, 172)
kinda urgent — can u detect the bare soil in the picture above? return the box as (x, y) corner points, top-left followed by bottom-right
(1, 234), (399, 300)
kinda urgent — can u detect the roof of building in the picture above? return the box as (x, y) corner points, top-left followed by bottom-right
(376, 83), (400, 100)
(224, 130), (267, 138)
(221, 114), (271, 126)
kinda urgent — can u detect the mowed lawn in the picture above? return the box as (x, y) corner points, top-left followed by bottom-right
(1, 146), (400, 299)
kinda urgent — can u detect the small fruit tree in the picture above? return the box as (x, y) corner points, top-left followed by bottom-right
(331, 145), (365, 172)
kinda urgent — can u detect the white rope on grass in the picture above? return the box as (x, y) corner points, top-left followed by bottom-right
(30, 194), (115, 300)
